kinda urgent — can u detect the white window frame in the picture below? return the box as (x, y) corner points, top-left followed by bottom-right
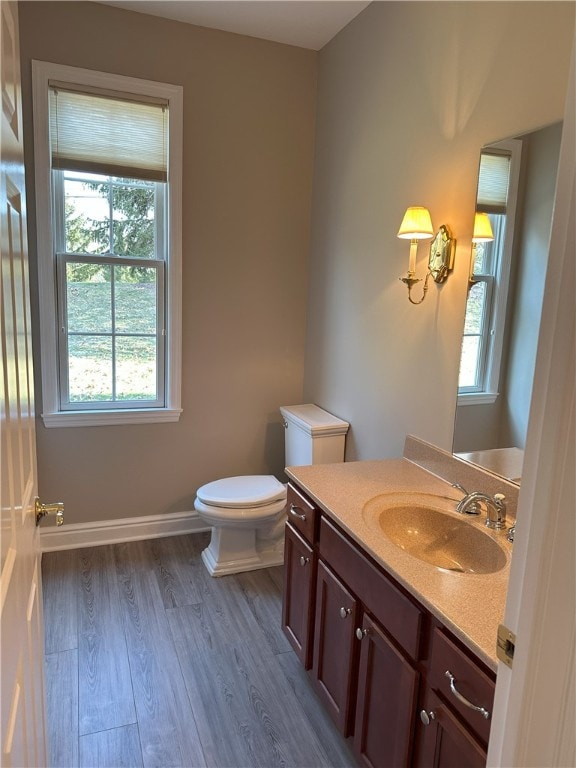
(53, 171), (167, 411)
(458, 138), (522, 407)
(32, 61), (183, 427)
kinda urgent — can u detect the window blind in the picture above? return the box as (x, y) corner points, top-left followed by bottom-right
(476, 151), (511, 215)
(49, 85), (168, 182)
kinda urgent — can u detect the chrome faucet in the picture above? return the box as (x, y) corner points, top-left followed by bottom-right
(454, 488), (507, 530)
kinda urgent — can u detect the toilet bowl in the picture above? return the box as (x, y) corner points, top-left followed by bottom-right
(195, 475), (288, 577)
(194, 404), (349, 577)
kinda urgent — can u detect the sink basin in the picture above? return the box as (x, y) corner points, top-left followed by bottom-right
(363, 493), (507, 574)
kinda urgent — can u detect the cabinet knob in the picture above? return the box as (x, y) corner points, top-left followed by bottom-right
(420, 710), (436, 726)
(339, 607), (352, 619)
(289, 503), (307, 522)
(355, 627), (369, 640)
(299, 556), (309, 567)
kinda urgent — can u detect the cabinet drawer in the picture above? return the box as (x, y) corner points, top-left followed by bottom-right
(286, 483), (318, 544)
(429, 628), (495, 746)
(319, 516), (423, 660)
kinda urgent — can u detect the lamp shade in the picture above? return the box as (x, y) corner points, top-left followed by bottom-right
(397, 206), (434, 239)
(472, 212), (494, 243)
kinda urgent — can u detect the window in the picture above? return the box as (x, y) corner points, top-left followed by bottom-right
(459, 214), (504, 391)
(458, 140), (522, 404)
(55, 170), (165, 409)
(32, 62), (183, 426)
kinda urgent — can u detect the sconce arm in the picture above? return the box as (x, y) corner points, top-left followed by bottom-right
(399, 271), (433, 305)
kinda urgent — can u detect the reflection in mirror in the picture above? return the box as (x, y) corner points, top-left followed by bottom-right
(453, 122), (563, 484)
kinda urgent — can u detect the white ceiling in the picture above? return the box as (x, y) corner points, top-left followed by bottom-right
(97, 1), (371, 50)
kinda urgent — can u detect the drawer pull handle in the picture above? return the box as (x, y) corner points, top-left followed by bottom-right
(299, 556), (309, 567)
(445, 670), (491, 720)
(289, 503), (307, 522)
(355, 627), (369, 640)
(339, 607), (352, 619)
(420, 710), (436, 726)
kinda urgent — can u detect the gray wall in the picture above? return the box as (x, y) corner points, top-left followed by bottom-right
(19, 2), (317, 524)
(304, 1), (574, 461)
(500, 122), (563, 448)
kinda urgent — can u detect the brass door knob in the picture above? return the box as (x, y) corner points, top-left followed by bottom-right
(35, 497), (64, 526)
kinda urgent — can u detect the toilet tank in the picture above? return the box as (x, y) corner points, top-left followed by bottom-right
(280, 404), (349, 467)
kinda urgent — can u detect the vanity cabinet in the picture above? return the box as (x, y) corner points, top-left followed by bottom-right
(311, 556), (420, 767)
(282, 481), (496, 768)
(353, 612), (420, 767)
(282, 483), (318, 668)
(316, 515), (422, 766)
(413, 627), (495, 767)
(312, 559), (359, 732)
(415, 688), (487, 768)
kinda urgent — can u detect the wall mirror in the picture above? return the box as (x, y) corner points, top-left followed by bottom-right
(452, 122), (563, 485)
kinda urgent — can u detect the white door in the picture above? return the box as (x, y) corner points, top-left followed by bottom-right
(487, 38), (575, 768)
(1, 2), (48, 766)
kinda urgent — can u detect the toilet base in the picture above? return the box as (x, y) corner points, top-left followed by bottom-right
(201, 524), (284, 577)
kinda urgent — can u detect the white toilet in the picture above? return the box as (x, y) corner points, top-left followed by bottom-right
(194, 404), (349, 577)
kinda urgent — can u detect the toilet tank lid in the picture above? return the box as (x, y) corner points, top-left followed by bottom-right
(280, 404), (349, 437)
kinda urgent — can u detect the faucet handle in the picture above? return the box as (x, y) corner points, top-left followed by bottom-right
(451, 483), (468, 496)
(486, 493), (507, 529)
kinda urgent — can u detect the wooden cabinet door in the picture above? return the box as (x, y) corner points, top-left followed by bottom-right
(353, 614), (419, 768)
(312, 559), (358, 734)
(415, 689), (487, 768)
(282, 523), (316, 668)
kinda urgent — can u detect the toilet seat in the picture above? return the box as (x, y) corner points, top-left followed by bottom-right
(194, 495), (287, 525)
(196, 475), (286, 509)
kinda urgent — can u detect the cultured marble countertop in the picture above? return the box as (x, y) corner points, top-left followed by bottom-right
(285, 458), (512, 673)
(456, 447), (524, 484)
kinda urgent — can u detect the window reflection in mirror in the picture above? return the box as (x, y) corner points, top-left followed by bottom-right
(459, 142), (521, 397)
(453, 123), (563, 485)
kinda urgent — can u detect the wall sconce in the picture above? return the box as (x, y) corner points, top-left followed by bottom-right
(469, 212), (494, 287)
(397, 206), (456, 305)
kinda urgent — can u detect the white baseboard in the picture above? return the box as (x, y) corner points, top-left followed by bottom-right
(40, 510), (210, 552)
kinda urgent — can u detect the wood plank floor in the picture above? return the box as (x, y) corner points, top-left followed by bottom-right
(42, 533), (357, 768)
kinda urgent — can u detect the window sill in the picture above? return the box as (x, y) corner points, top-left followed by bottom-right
(457, 392), (499, 406)
(41, 408), (182, 428)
